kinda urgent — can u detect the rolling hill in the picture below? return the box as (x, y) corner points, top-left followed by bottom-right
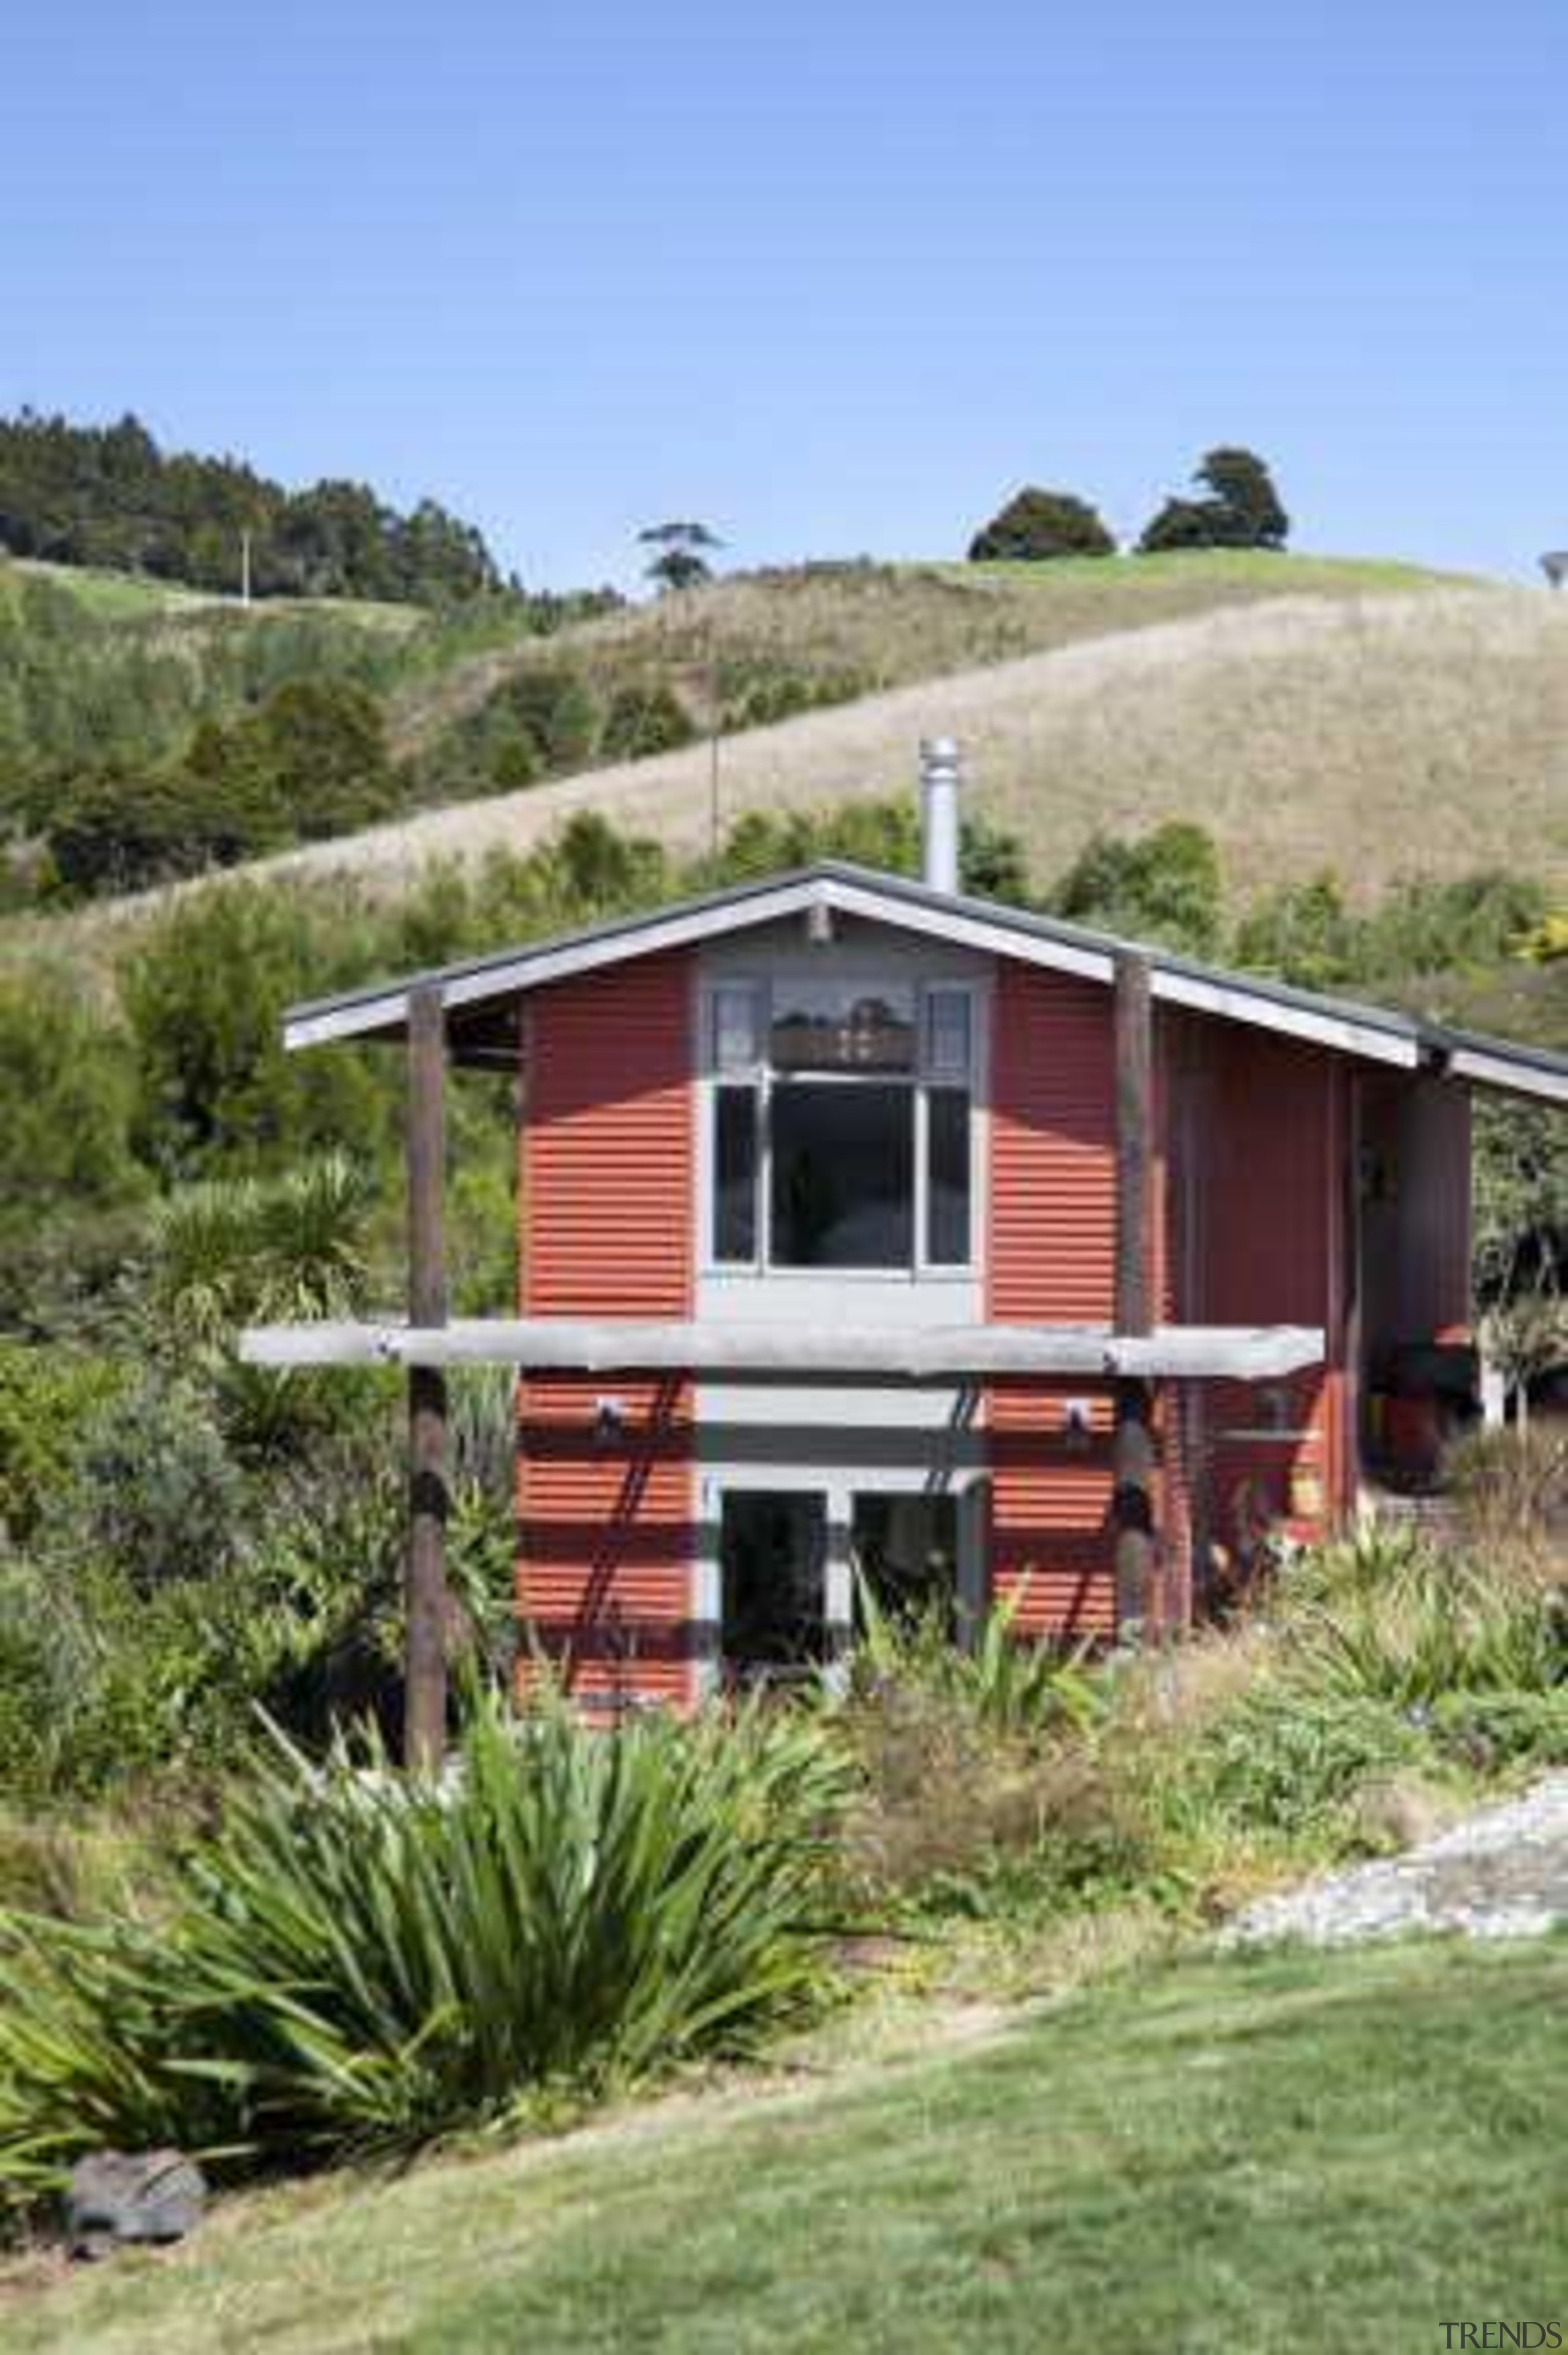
(260, 571), (1567, 907)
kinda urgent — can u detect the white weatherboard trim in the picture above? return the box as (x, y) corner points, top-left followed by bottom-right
(1150, 970), (1419, 1068)
(281, 867), (1454, 1075)
(1446, 1046), (1568, 1106)
(283, 878), (830, 1051)
(241, 1317), (1327, 1381)
(820, 879), (1113, 984)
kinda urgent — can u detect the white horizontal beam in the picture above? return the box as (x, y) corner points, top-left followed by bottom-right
(240, 1316), (1325, 1382)
(1151, 969), (1419, 1068)
(1446, 1045), (1568, 1106)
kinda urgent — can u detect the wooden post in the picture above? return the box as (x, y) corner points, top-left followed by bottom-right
(1113, 953), (1156, 1636)
(404, 985), (450, 1771)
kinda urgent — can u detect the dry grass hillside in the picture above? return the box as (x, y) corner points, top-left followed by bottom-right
(260, 580), (1568, 906)
(390, 550), (1453, 760)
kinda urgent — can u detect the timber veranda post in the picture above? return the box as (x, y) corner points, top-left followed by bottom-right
(404, 984), (450, 1771)
(1112, 952), (1158, 1637)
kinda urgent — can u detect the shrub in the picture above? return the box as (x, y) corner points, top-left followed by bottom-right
(0, 1345), (124, 1547)
(68, 1375), (245, 1591)
(1175, 1685), (1424, 1839)
(1444, 1424), (1568, 1557)
(599, 681), (696, 762)
(1273, 1524), (1564, 1708)
(122, 882), (391, 1179)
(1429, 1688), (1568, 1771)
(0, 969), (142, 1247)
(0, 1691), (853, 2202)
(967, 487), (1116, 562)
(1049, 821), (1224, 956)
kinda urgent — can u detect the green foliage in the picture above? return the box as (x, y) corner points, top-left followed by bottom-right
(0, 1347), (124, 1548)
(639, 521), (723, 595)
(1232, 874), (1360, 988)
(0, 407), (505, 603)
(599, 681), (697, 762)
(851, 1578), (1101, 1744)
(0, 1690), (852, 2201)
(1428, 1687), (1568, 1770)
(1049, 819), (1224, 954)
(968, 486), (1116, 562)
(1139, 445), (1289, 554)
(47, 678), (401, 893)
(68, 1375), (246, 1591)
(720, 660), (870, 731)
(1272, 1525), (1563, 1710)
(1175, 1685), (1424, 1838)
(0, 969), (142, 1245)
(121, 882), (393, 1179)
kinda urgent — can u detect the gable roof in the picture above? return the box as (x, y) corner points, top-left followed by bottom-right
(282, 860), (1568, 1105)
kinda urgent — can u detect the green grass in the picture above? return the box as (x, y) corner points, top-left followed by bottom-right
(943, 548), (1472, 595)
(5, 1936), (1563, 2353)
(4, 556), (424, 627)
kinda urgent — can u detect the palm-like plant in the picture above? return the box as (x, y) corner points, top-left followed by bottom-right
(0, 1689), (853, 2206)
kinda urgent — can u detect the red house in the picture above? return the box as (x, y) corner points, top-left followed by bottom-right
(250, 743), (1568, 1719)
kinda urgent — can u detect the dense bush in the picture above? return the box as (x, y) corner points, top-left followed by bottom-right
(599, 681), (696, 762)
(967, 486), (1116, 562)
(0, 969), (142, 1246)
(0, 408), (504, 603)
(121, 882), (394, 1179)
(1050, 820), (1224, 955)
(0, 1692), (853, 2202)
(0, 1347), (125, 1547)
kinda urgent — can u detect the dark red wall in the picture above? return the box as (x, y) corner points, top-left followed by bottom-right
(516, 953), (697, 1707)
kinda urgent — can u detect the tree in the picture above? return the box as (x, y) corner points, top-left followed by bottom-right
(967, 486), (1115, 562)
(1139, 446), (1289, 554)
(1049, 822), (1224, 956)
(638, 521), (722, 594)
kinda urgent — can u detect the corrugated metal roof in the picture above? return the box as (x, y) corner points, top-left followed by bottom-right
(281, 858), (1568, 1100)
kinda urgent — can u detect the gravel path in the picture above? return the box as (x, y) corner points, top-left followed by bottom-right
(1226, 1775), (1568, 1948)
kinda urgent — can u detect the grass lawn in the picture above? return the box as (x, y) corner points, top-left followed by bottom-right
(4, 1935), (1563, 2354)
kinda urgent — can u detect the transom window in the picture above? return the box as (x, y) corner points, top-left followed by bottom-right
(706, 978), (977, 1272)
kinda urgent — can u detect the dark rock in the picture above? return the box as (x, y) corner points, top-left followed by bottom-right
(65, 2149), (207, 2261)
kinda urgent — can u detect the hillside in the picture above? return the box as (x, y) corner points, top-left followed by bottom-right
(246, 576), (1568, 907)
(3, 549), (1501, 939)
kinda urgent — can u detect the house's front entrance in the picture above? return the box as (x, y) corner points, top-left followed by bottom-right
(717, 1485), (975, 1686)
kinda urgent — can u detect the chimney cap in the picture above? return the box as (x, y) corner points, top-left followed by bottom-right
(920, 735), (960, 768)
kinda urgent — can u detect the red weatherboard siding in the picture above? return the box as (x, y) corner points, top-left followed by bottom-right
(1196, 1029), (1351, 1557)
(516, 953), (697, 1706)
(986, 964), (1120, 1635)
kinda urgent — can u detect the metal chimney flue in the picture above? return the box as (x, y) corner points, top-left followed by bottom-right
(920, 736), (962, 895)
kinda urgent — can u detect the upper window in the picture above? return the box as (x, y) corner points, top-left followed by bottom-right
(706, 978), (978, 1274)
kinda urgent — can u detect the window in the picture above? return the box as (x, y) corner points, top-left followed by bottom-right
(772, 1082), (913, 1266)
(707, 976), (978, 1272)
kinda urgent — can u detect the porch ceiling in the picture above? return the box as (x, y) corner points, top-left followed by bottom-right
(239, 1317), (1325, 1382)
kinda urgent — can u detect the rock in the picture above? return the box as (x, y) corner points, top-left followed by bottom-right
(65, 2149), (207, 2261)
(1224, 1772), (1568, 1949)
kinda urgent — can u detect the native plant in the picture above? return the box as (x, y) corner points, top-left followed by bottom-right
(850, 1578), (1102, 1742)
(0, 1688), (853, 2205)
(1272, 1522), (1564, 1709)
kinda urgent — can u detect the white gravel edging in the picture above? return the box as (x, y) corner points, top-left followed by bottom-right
(1224, 1774), (1568, 1949)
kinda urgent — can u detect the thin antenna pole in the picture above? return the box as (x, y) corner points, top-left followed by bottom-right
(707, 629), (721, 860)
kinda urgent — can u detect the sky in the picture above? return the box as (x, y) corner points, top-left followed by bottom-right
(5, 1), (1568, 588)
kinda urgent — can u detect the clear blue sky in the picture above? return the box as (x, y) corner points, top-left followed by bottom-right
(6, 1), (1567, 587)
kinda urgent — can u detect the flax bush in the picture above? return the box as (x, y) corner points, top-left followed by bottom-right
(0, 1689), (853, 2209)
